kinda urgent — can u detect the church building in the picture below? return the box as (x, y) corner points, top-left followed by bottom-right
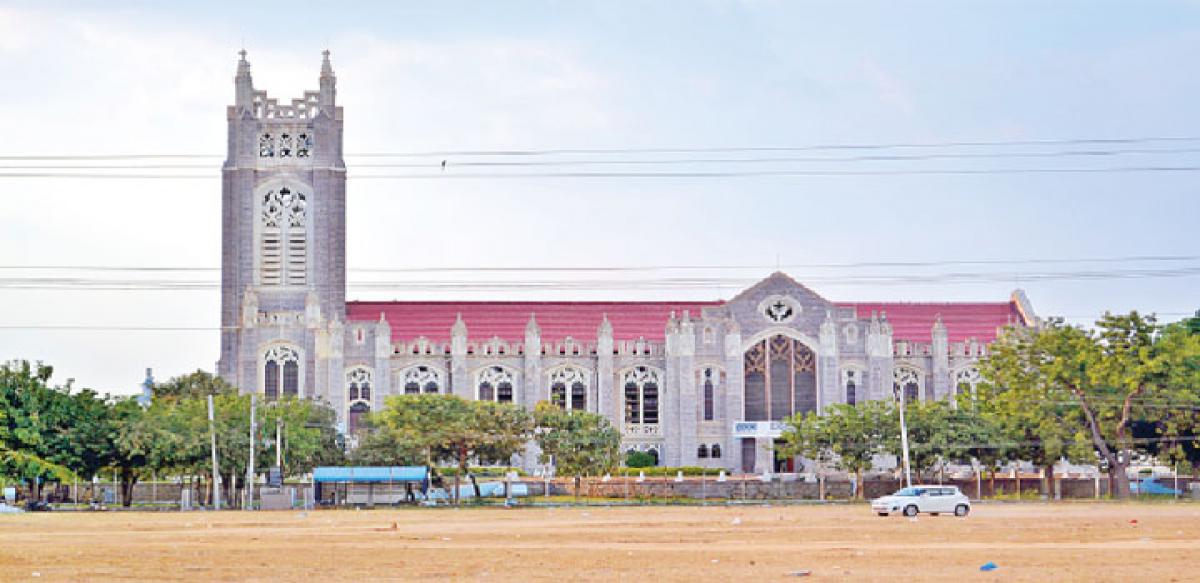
(216, 52), (1039, 474)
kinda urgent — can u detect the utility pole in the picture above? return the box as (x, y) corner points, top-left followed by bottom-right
(276, 415), (283, 470)
(897, 392), (913, 488)
(208, 395), (221, 510)
(245, 394), (256, 510)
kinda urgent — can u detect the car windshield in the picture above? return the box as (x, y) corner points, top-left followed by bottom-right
(894, 488), (925, 496)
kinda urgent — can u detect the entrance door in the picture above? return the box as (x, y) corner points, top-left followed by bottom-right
(740, 438), (756, 473)
(773, 440), (795, 473)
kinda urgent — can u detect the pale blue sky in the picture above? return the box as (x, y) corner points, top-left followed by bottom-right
(1, 1), (1198, 392)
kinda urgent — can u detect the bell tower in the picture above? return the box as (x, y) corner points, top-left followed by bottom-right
(217, 50), (346, 403)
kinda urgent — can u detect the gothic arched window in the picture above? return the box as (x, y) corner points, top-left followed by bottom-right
(260, 187), (307, 287)
(346, 366), (372, 402)
(345, 366), (373, 436)
(263, 344), (301, 401)
(477, 365), (515, 403)
(711, 444), (722, 459)
(698, 444), (709, 459)
(955, 367), (982, 398)
(843, 369), (862, 406)
(400, 365), (443, 395)
(549, 366), (588, 411)
(743, 335), (817, 421)
(893, 366), (923, 404)
(700, 367), (719, 421)
(623, 367), (661, 425)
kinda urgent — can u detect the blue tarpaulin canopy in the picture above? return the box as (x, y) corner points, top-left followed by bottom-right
(313, 466), (429, 483)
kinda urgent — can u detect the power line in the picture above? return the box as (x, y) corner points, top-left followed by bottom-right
(7, 145), (1200, 170)
(5, 135), (1200, 161)
(1, 265), (1198, 291)
(8, 165), (1200, 180)
(1, 254), (1197, 273)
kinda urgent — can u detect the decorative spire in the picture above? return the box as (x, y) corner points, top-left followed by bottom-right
(234, 49), (254, 112)
(598, 313), (613, 337)
(320, 49), (334, 78)
(318, 49), (337, 110)
(932, 313), (947, 335)
(526, 312), (540, 335)
(451, 312), (467, 336)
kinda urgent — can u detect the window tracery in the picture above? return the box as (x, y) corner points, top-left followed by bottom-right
(400, 365), (442, 395)
(893, 366), (923, 403)
(623, 366), (661, 425)
(346, 366), (372, 403)
(260, 187), (307, 286)
(258, 131), (313, 158)
(263, 344), (301, 401)
(296, 133), (312, 158)
(477, 365), (515, 403)
(955, 367), (982, 398)
(744, 335), (817, 420)
(548, 366), (588, 411)
(258, 133), (274, 157)
(278, 133), (293, 157)
(345, 367), (373, 435)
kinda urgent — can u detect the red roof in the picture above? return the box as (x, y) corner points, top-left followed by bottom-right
(346, 300), (722, 343)
(836, 302), (1024, 343)
(347, 299), (1024, 344)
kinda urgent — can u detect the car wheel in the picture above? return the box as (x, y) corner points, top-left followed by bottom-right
(954, 504), (969, 517)
(877, 512), (888, 517)
(903, 504), (919, 517)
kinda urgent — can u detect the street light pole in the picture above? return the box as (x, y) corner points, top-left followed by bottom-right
(208, 394), (221, 510)
(245, 394), (256, 510)
(898, 392), (913, 488)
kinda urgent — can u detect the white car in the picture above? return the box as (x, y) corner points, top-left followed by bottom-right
(871, 485), (971, 517)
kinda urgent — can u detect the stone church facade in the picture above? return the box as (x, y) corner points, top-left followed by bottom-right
(217, 53), (1038, 474)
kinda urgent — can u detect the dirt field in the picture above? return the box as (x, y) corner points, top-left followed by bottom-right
(0, 502), (1197, 581)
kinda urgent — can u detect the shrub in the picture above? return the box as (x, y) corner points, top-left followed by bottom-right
(625, 451), (656, 468)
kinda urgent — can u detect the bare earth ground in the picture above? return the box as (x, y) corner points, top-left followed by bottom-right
(0, 503), (1197, 581)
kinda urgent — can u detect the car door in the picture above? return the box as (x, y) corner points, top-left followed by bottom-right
(927, 488), (950, 512)
(915, 488), (931, 511)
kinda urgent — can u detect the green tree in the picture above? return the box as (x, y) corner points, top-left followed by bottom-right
(0, 361), (86, 499)
(902, 400), (1003, 485)
(373, 394), (533, 503)
(781, 400), (896, 499)
(152, 370), (238, 401)
(983, 313), (1200, 499)
(533, 402), (620, 499)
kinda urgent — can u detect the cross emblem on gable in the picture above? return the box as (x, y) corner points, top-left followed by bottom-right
(764, 299), (795, 323)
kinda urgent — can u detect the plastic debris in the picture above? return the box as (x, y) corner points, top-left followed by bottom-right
(980, 562), (999, 572)
(1129, 519), (1138, 525)
(787, 570), (811, 577)
(731, 517), (742, 525)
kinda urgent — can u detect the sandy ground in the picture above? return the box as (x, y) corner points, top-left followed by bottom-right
(0, 502), (1197, 581)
